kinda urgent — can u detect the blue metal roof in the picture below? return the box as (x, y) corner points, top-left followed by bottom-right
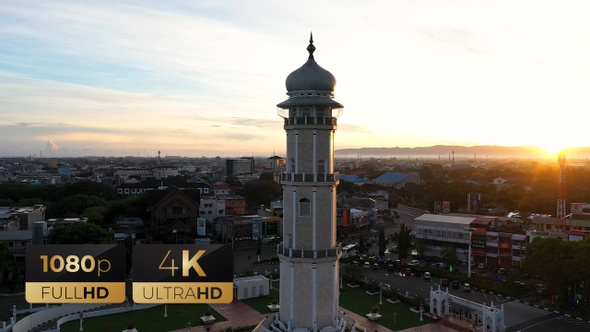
(375, 172), (409, 183)
(339, 174), (371, 183)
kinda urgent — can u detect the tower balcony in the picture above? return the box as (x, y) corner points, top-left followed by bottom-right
(277, 243), (342, 259)
(280, 172), (339, 183)
(284, 116), (337, 128)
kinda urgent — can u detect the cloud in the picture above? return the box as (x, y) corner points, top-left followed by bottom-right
(45, 140), (59, 150)
(1, 1), (589, 157)
(16, 122), (39, 126)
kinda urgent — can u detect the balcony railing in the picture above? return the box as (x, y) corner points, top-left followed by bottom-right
(281, 172), (339, 183)
(284, 117), (337, 126)
(277, 244), (341, 259)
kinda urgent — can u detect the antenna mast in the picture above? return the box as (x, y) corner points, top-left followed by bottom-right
(557, 150), (566, 232)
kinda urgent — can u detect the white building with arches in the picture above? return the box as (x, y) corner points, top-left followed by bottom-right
(233, 275), (270, 300)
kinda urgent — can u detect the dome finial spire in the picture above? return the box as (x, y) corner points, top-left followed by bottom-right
(307, 32), (315, 60)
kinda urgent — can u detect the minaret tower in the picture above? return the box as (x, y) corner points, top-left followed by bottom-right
(274, 34), (344, 332)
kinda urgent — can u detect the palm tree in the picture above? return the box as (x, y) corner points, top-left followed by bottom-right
(392, 223), (414, 261)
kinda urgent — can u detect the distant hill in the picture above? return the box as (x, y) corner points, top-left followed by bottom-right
(335, 145), (590, 159)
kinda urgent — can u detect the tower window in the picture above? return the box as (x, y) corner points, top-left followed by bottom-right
(301, 107), (311, 118)
(290, 158), (295, 173)
(299, 198), (310, 216)
(317, 159), (325, 174)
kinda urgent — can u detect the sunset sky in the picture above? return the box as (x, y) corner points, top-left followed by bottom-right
(1, 1), (589, 158)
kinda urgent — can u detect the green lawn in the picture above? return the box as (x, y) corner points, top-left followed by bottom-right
(239, 282), (434, 331)
(339, 286), (434, 330)
(59, 304), (224, 332)
(57, 282), (432, 331)
(241, 287), (280, 314)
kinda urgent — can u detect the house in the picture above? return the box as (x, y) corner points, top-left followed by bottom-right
(146, 187), (201, 238)
(493, 177), (507, 185)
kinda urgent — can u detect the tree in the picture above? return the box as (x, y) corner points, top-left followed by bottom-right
(82, 206), (108, 225)
(48, 223), (112, 244)
(103, 195), (149, 225)
(358, 236), (366, 255)
(336, 180), (358, 195)
(259, 172), (274, 180)
(523, 236), (570, 300)
(392, 223), (414, 261)
(18, 197), (45, 206)
(0, 198), (16, 206)
(378, 226), (386, 257)
(441, 244), (457, 265)
(51, 195), (107, 217)
(341, 263), (364, 285)
(241, 180), (282, 209)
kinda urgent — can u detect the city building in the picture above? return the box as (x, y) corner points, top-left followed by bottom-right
(0, 205), (46, 231)
(112, 217), (145, 241)
(258, 35), (345, 332)
(412, 213), (530, 268)
(226, 157), (255, 176)
(116, 176), (211, 196)
(199, 197), (226, 222)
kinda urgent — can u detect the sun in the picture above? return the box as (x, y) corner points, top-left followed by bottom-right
(535, 141), (569, 156)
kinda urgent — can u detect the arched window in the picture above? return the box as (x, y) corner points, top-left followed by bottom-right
(317, 159), (325, 174)
(243, 287), (249, 299)
(316, 107), (326, 118)
(299, 198), (311, 216)
(290, 158), (295, 173)
(301, 107), (311, 118)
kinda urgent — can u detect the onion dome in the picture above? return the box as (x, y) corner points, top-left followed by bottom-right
(277, 33), (343, 109)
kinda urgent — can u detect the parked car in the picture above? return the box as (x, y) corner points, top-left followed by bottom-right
(463, 283), (471, 292)
(363, 262), (370, 269)
(408, 260), (420, 266)
(441, 278), (449, 287)
(477, 263), (485, 269)
(451, 280), (460, 289)
(404, 268), (412, 276)
(423, 272), (431, 280)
